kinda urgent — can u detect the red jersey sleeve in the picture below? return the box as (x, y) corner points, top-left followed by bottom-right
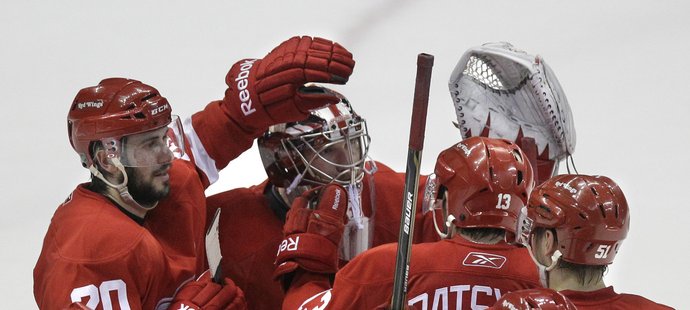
(183, 100), (258, 188)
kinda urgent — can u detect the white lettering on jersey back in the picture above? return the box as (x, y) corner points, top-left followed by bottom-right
(462, 252), (507, 269)
(408, 285), (502, 310)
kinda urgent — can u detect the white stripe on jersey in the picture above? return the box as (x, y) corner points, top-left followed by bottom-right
(183, 117), (220, 184)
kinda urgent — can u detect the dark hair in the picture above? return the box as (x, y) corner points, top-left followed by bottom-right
(459, 227), (505, 242)
(534, 228), (607, 285)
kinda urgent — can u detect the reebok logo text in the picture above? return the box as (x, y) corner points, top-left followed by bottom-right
(235, 59), (257, 116)
(277, 236), (300, 256)
(332, 188), (341, 210)
(462, 252), (507, 269)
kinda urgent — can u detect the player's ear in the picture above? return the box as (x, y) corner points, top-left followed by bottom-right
(93, 149), (119, 174)
(544, 229), (558, 255)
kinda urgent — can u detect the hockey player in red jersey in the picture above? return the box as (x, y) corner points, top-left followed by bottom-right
(277, 136), (543, 309)
(206, 91), (436, 309)
(516, 174), (673, 309)
(33, 36), (355, 310)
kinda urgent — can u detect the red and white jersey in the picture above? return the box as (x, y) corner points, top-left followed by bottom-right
(34, 100), (257, 310)
(205, 162), (437, 309)
(284, 236), (542, 310)
(560, 286), (674, 310)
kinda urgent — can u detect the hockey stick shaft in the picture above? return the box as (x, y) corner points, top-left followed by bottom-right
(391, 53), (434, 309)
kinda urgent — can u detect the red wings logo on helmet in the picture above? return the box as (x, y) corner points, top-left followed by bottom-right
(456, 141), (471, 157)
(76, 100), (104, 110)
(462, 252), (507, 269)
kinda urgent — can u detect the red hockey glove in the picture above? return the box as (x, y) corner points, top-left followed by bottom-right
(169, 271), (247, 310)
(223, 36), (355, 135)
(274, 184), (348, 281)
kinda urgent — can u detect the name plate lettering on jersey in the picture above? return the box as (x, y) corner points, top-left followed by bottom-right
(409, 285), (502, 310)
(462, 252), (507, 269)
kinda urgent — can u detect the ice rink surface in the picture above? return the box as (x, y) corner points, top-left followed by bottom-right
(2, 1), (688, 308)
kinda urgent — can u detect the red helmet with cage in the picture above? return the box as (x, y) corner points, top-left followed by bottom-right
(489, 288), (576, 310)
(431, 136), (534, 234)
(257, 88), (370, 189)
(523, 174), (629, 265)
(67, 78), (173, 168)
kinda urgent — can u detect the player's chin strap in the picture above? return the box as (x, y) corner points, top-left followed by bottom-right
(88, 157), (158, 211)
(431, 210), (455, 239)
(286, 172), (305, 195)
(523, 242), (562, 287)
(346, 158), (377, 230)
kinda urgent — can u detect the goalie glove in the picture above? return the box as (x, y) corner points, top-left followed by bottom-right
(274, 184), (348, 284)
(168, 271), (247, 310)
(223, 36), (355, 136)
(448, 42), (576, 184)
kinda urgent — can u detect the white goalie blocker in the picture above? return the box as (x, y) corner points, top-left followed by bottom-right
(448, 42), (576, 184)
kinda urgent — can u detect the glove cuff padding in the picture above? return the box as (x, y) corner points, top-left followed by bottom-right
(275, 233), (340, 274)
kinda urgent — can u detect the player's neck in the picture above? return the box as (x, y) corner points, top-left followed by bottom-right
(102, 187), (150, 219)
(276, 186), (296, 206)
(457, 229), (504, 244)
(548, 268), (606, 292)
(276, 185), (314, 207)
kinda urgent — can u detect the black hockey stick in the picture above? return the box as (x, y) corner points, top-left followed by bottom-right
(391, 53), (434, 309)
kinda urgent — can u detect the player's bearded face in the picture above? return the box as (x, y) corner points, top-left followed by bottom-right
(125, 164), (171, 205)
(120, 127), (174, 204)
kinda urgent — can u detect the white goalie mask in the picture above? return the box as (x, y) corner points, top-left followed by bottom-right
(258, 88), (376, 261)
(449, 42), (576, 184)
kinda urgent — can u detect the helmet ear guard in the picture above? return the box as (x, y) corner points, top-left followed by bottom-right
(422, 175), (454, 239)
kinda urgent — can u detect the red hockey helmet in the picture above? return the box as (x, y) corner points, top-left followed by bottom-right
(429, 136), (534, 234)
(68, 78), (178, 168)
(521, 174), (629, 265)
(257, 88), (370, 189)
(489, 288), (576, 310)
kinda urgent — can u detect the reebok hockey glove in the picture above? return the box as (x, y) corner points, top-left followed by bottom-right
(274, 184), (348, 281)
(223, 36), (355, 136)
(169, 271), (247, 310)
